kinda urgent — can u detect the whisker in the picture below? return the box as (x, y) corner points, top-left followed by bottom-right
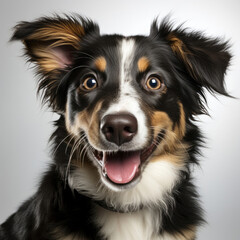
(80, 143), (91, 167)
(65, 134), (76, 154)
(52, 133), (72, 156)
(74, 51), (95, 60)
(76, 135), (88, 166)
(64, 136), (82, 185)
(150, 126), (190, 159)
(65, 133), (88, 183)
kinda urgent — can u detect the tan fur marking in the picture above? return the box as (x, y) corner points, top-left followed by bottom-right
(137, 56), (150, 72)
(26, 22), (84, 49)
(151, 111), (175, 153)
(65, 103), (71, 133)
(176, 227), (197, 240)
(94, 56), (107, 72)
(161, 227), (196, 240)
(88, 101), (103, 147)
(65, 103), (89, 137)
(174, 102), (186, 139)
(150, 110), (188, 164)
(150, 153), (184, 166)
(151, 111), (173, 137)
(31, 45), (61, 73)
(168, 34), (195, 76)
(74, 111), (89, 135)
(66, 101), (103, 148)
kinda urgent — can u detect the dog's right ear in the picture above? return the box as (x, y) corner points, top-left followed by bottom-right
(11, 15), (99, 110)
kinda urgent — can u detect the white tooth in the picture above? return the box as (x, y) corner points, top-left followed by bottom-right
(103, 152), (107, 162)
(99, 159), (103, 167)
(102, 151), (107, 175)
(102, 167), (107, 177)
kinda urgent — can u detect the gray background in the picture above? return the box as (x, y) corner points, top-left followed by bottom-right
(0, 0), (240, 239)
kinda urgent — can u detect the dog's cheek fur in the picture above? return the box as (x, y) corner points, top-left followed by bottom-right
(150, 100), (187, 155)
(65, 100), (103, 149)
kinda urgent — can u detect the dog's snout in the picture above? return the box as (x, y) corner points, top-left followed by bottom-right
(101, 113), (138, 146)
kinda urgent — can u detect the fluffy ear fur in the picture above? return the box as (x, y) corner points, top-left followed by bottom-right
(11, 15), (99, 110)
(150, 19), (232, 97)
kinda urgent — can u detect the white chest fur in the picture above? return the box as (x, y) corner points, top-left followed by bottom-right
(93, 205), (161, 240)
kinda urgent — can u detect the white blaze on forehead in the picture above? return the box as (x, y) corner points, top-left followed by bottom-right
(120, 38), (135, 83)
(102, 38), (149, 149)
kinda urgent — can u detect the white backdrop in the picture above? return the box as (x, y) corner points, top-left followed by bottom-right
(0, 0), (240, 239)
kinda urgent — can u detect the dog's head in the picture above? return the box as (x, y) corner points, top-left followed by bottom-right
(12, 15), (231, 195)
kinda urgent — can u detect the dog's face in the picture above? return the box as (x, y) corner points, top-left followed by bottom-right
(64, 36), (185, 190)
(12, 16), (231, 193)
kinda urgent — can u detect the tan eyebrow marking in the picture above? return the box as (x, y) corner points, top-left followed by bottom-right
(137, 57), (150, 72)
(94, 56), (107, 72)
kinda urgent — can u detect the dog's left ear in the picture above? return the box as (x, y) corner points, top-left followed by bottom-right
(150, 20), (232, 96)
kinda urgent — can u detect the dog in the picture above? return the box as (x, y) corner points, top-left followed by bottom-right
(0, 14), (231, 240)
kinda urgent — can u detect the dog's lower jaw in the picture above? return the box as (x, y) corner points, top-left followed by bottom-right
(68, 154), (183, 214)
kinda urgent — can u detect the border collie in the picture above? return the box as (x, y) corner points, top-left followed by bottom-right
(0, 15), (231, 240)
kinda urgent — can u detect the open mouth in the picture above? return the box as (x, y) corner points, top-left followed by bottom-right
(92, 131), (164, 187)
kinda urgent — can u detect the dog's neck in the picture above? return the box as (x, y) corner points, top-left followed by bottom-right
(94, 198), (143, 213)
(70, 188), (143, 213)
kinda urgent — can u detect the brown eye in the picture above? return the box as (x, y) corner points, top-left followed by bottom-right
(146, 77), (162, 90)
(82, 77), (98, 91)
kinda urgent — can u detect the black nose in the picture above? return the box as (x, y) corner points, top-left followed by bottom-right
(101, 113), (138, 146)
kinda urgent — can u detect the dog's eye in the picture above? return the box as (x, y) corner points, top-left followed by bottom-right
(82, 77), (98, 91)
(146, 77), (162, 90)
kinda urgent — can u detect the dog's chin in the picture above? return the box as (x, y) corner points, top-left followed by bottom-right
(89, 131), (164, 192)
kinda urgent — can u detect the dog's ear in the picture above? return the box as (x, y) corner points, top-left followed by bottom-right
(11, 15), (99, 74)
(150, 19), (232, 97)
(11, 15), (99, 110)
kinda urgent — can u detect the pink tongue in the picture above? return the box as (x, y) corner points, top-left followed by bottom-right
(105, 151), (141, 184)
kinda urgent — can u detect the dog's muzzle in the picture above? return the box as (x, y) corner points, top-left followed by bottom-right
(98, 113), (140, 185)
